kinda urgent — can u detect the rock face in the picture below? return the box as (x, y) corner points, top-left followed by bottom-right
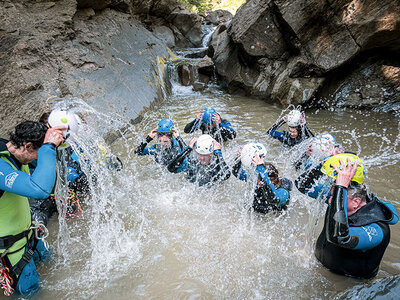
(204, 9), (233, 26)
(0, 0), (195, 136)
(210, 0), (400, 109)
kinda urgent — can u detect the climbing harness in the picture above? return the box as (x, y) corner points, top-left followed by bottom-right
(0, 257), (14, 296)
(65, 190), (83, 221)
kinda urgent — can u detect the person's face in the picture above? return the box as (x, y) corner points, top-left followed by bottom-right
(328, 186), (360, 216)
(289, 127), (299, 138)
(199, 153), (212, 165)
(21, 143), (39, 164)
(158, 134), (172, 149)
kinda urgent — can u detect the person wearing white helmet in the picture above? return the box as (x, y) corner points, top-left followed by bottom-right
(135, 119), (187, 173)
(232, 143), (292, 213)
(267, 109), (314, 148)
(167, 134), (230, 186)
(184, 107), (236, 143)
(293, 133), (343, 171)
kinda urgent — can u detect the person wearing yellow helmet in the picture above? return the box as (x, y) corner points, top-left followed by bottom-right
(314, 157), (398, 278)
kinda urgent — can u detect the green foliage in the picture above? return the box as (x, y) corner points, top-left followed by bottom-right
(177, 0), (246, 13)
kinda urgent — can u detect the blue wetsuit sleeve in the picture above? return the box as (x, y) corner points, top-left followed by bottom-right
(135, 136), (153, 155)
(267, 119), (286, 142)
(232, 160), (247, 181)
(380, 199), (399, 225)
(349, 224), (384, 251)
(0, 144), (56, 198)
(214, 150), (231, 181)
(184, 119), (200, 134)
(219, 120), (237, 140)
(256, 165), (289, 206)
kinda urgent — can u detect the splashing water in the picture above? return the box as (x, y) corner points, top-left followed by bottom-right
(10, 63), (400, 300)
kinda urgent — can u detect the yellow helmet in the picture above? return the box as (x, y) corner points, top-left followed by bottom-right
(321, 153), (365, 184)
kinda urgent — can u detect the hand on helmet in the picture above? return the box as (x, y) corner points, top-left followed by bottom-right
(149, 128), (158, 139)
(283, 115), (288, 122)
(213, 140), (222, 151)
(189, 137), (198, 149)
(173, 127), (179, 138)
(44, 126), (67, 146)
(333, 158), (358, 188)
(195, 112), (202, 121)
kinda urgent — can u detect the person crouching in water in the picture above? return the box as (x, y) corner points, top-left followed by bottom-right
(135, 119), (187, 172)
(168, 134), (230, 186)
(184, 107), (236, 143)
(232, 143), (292, 213)
(267, 109), (314, 148)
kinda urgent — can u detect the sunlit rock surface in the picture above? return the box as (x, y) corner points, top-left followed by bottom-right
(210, 0), (400, 109)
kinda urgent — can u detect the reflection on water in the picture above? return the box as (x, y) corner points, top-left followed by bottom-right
(3, 88), (399, 300)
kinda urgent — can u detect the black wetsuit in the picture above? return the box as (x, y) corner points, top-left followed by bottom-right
(184, 118), (236, 143)
(253, 178), (292, 213)
(135, 136), (187, 170)
(315, 187), (398, 278)
(168, 147), (231, 186)
(267, 118), (314, 148)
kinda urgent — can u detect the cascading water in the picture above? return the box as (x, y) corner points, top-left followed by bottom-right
(4, 51), (399, 300)
(201, 24), (216, 48)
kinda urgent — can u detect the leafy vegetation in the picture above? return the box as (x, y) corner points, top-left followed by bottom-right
(177, 0), (246, 13)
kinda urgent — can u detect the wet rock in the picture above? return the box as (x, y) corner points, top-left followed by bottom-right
(152, 26), (175, 48)
(192, 81), (206, 91)
(168, 10), (204, 47)
(0, 0), (175, 136)
(228, 0), (288, 58)
(184, 48), (208, 59)
(205, 9), (233, 25)
(316, 54), (400, 109)
(197, 55), (214, 76)
(210, 0), (400, 108)
(177, 64), (195, 86)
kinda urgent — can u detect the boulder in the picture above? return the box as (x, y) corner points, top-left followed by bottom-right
(152, 26), (175, 48)
(228, 0), (288, 58)
(205, 9), (233, 25)
(0, 1), (175, 136)
(197, 55), (214, 76)
(210, 0), (400, 108)
(168, 10), (204, 47)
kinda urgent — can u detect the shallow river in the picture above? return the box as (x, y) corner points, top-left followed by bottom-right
(3, 71), (400, 300)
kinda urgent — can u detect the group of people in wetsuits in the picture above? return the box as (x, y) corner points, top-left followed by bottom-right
(135, 106), (398, 280)
(0, 106), (398, 297)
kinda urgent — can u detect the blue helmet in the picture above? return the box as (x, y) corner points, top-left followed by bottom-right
(157, 118), (174, 133)
(201, 107), (216, 125)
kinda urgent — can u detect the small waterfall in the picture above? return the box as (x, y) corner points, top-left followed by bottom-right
(201, 24), (216, 48)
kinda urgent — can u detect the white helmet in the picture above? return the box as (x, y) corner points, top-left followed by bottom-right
(48, 109), (82, 148)
(286, 110), (303, 127)
(195, 134), (214, 155)
(311, 134), (336, 158)
(240, 142), (267, 168)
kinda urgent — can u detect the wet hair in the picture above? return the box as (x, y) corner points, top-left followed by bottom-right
(348, 182), (367, 203)
(39, 112), (50, 125)
(9, 121), (48, 149)
(262, 162), (281, 186)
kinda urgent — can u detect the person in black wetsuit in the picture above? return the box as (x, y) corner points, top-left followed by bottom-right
(298, 153), (399, 278)
(167, 134), (230, 186)
(135, 118), (187, 173)
(267, 109), (313, 148)
(232, 143), (292, 213)
(184, 107), (236, 143)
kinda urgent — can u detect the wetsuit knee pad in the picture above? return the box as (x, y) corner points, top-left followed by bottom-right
(15, 259), (40, 297)
(33, 239), (51, 262)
